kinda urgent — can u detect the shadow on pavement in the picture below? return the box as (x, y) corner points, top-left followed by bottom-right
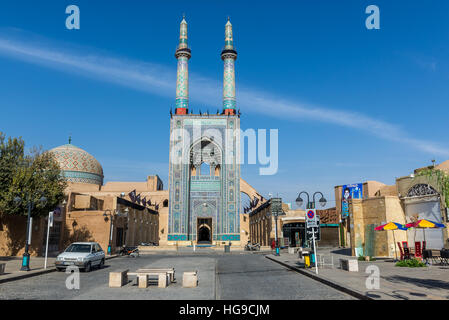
(330, 248), (351, 256)
(0, 257), (21, 261)
(384, 275), (449, 290)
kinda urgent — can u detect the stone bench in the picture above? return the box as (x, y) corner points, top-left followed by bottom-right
(128, 271), (169, 288)
(182, 271), (198, 288)
(109, 269), (129, 288)
(138, 274), (149, 288)
(136, 268), (176, 283)
(339, 259), (359, 272)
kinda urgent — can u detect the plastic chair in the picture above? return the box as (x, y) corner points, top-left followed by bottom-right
(423, 249), (440, 265)
(397, 242), (404, 260)
(415, 242), (422, 258)
(440, 249), (449, 266)
(403, 247), (411, 260)
(423, 249), (431, 264)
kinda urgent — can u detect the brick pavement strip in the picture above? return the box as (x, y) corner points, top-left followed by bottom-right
(266, 250), (449, 300)
(0, 255), (119, 284)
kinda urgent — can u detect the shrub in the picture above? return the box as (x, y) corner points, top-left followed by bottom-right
(358, 255), (376, 261)
(395, 259), (426, 267)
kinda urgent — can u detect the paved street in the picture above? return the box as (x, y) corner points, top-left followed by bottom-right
(0, 253), (354, 300)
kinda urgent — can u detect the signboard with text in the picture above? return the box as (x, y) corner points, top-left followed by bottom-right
(306, 214), (320, 241)
(306, 209), (318, 228)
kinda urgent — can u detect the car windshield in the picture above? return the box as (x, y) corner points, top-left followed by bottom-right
(65, 244), (91, 253)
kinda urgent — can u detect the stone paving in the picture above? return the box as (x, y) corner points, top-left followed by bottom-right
(267, 247), (449, 300)
(0, 253), (354, 300)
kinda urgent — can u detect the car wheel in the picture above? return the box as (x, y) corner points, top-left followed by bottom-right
(84, 262), (91, 272)
(98, 259), (105, 269)
(56, 267), (64, 272)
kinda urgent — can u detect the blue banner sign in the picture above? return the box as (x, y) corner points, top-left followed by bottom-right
(341, 183), (363, 218)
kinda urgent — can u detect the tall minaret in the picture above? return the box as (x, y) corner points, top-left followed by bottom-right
(175, 16), (191, 115)
(221, 18), (238, 115)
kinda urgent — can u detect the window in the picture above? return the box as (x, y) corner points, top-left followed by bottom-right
(65, 244), (91, 253)
(163, 199), (169, 207)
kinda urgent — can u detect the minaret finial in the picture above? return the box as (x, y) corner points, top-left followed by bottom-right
(68, 135), (72, 144)
(174, 16), (191, 115)
(221, 19), (237, 115)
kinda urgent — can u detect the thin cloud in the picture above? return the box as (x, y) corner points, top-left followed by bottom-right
(0, 30), (448, 157)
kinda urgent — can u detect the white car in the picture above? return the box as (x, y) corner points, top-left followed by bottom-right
(55, 242), (105, 272)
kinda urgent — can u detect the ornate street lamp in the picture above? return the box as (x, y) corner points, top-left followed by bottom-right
(270, 196), (285, 256)
(296, 190), (327, 268)
(296, 191), (327, 209)
(103, 209), (114, 255)
(14, 193), (47, 271)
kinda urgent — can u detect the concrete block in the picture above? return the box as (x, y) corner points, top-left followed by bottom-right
(158, 273), (168, 288)
(109, 270), (128, 288)
(182, 271), (198, 288)
(138, 274), (148, 288)
(339, 259), (358, 272)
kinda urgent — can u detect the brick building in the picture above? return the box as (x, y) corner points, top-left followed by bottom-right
(335, 160), (449, 258)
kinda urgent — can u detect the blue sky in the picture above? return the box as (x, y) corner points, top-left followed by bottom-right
(0, 0), (449, 209)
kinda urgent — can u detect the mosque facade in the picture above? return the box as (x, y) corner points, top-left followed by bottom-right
(167, 18), (241, 244)
(0, 18), (270, 257)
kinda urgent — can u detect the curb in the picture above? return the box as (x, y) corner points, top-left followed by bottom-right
(0, 255), (119, 285)
(0, 267), (57, 284)
(265, 255), (373, 300)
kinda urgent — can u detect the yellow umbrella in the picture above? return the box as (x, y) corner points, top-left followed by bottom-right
(375, 222), (408, 261)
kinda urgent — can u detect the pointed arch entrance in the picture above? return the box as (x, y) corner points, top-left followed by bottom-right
(197, 218), (212, 243)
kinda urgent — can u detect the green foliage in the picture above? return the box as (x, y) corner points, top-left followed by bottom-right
(358, 255), (376, 261)
(395, 258), (426, 268)
(0, 132), (67, 218)
(416, 168), (449, 207)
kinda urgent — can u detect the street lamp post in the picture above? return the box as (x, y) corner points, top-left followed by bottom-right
(103, 209), (114, 256)
(274, 211), (280, 256)
(296, 191), (327, 270)
(270, 196), (284, 256)
(14, 193), (47, 271)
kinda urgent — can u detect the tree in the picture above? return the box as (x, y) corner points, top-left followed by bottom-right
(416, 167), (449, 207)
(0, 132), (67, 218)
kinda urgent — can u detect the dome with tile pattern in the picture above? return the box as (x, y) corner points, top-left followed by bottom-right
(49, 143), (104, 185)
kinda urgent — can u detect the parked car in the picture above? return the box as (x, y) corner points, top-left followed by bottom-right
(55, 242), (105, 272)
